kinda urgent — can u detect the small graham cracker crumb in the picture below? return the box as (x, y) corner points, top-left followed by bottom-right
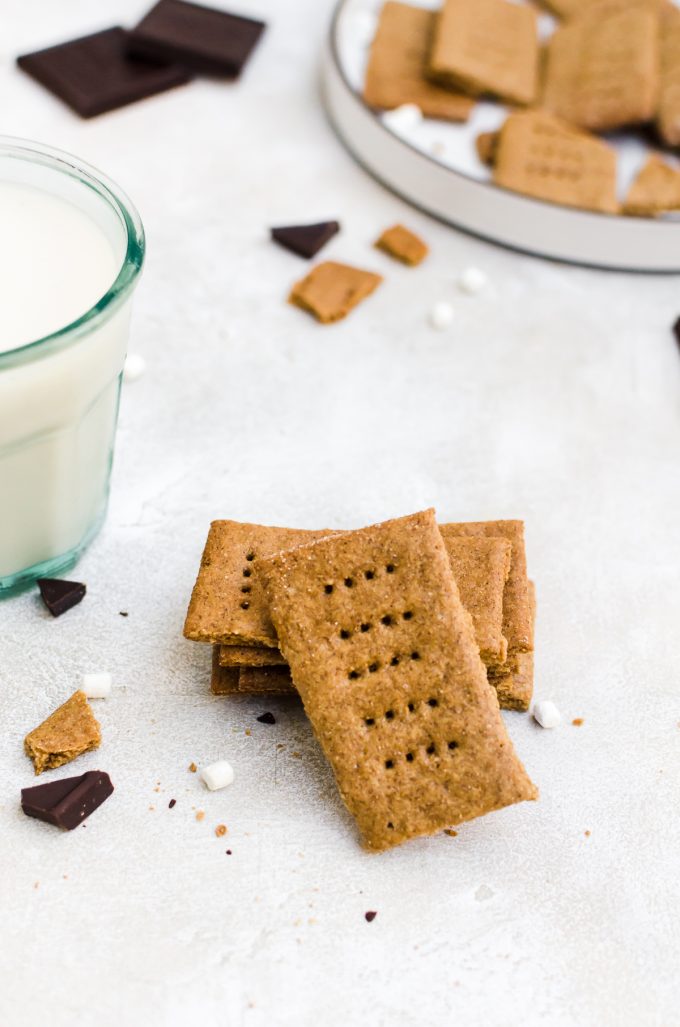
(245, 729), (252, 736)
(585, 830), (591, 837)
(188, 762), (198, 773)
(572, 718), (584, 726)
(291, 751), (302, 759)
(444, 829), (458, 837)
(196, 810), (205, 822)
(215, 824), (228, 837)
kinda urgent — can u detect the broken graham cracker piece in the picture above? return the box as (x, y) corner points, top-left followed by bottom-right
(443, 536), (510, 665)
(538, 0), (662, 19)
(211, 648), (241, 695)
(658, 6), (680, 148)
(184, 521), (334, 646)
(428, 0), (539, 107)
(363, 1), (474, 123)
(289, 262), (382, 324)
(375, 224), (428, 267)
(623, 156), (680, 216)
(260, 509), (537, 852)
(441, 519), (532, 657)
(219, 644), (287, 668)
(492, 110), (618, 214)
(24, 691), (101, 775)
(541, 8), (660, 133)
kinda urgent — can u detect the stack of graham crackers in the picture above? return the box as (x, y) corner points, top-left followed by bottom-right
(184, 510), (538, 850)
(363, 0), (680, 218)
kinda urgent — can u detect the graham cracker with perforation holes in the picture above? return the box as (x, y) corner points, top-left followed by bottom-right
(541, 8), (659, 133)
(492, 110), (618, 214)
(658, 5), (680, 148)
(186, 521), (512, 664)
(288, 262), (383, 324)
(363, 1), (474, 122)
(24, 690), (101, 775)
(428, 0), (539, 107)
(623, 155), (680, 216)
(260, 509), (537, 851)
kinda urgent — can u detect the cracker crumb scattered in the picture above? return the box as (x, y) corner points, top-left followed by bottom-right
(585, 830), (591, 837)
(245, 729), (252, 736)
(34, 882), (40, 890)
(292, 751), (302, 759)
(572, 718), (584, 727)
(189, 762), (198, 772)
(444, 828), (457, 837)
(215, 824), (228, 837)
(148, 805), (155, 811)
(196, 810), (205, 822)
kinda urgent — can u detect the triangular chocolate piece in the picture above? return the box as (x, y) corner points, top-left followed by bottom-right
(37, 578), (86, 617)
(271, 221), (340, 259)
(21, 771), (113, 830)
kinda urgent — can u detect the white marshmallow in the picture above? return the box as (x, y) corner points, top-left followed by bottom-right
(123, 353), (146, 383)
(81, 672), (112, 699)
(429, 302), (454, 330)
(457, 267), (488, 295)
(532, 700), (562, 729)
(381, 103), (423, 135)
(200, 760), (235, 791)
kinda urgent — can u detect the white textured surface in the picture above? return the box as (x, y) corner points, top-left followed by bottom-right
(2, 3), (680, 1026)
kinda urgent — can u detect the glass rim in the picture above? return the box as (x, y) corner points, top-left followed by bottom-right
(0, 135), (145, 371)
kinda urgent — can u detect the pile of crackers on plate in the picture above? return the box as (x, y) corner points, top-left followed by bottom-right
(363, 0), (680, 217)
(184, 509), (538, 851)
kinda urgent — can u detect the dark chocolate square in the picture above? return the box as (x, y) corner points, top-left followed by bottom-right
(21, 771), (114, 830)
(271, 221), (341, 259)
(128, 0), (266, 77)
(17, 27), (191, 119)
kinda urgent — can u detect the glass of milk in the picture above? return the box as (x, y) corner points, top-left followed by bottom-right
(0, 137), (145, 594)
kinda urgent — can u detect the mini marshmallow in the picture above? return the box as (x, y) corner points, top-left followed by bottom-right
(200, 760), (235, 791)
(457, 267), (488, 295)
(429, 302), (454, 330)
(123, 353), (146, 383)
(381, 103), (423, 134)
(81, 672), (112, 699)
(532, 700), (562, 729)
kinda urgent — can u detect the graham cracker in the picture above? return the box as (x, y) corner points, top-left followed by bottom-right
(542, 8), (660, 132)
(487, 582), (536, 712)
(24, 690), (101, 775)
(363, 1), (474, 122)
(493, 110), (619, 214)
(623, 155), (680, 216)
(186, 520), (511, 664)
(219, 644), (287, 667)
(184, 521), (333, 646)
(260, 509), (537, 851)
(476, 130), (499, 166)
(375, 224), (429, 266)
(658, 6), (680, 147)
(440, 519), (532, 657)
(428, 0), (539, 107)
(238, 665), (295, 695)
(289, 262), (383, 324)
(539, 0), (662, 19)
(211, 648), (241, 695)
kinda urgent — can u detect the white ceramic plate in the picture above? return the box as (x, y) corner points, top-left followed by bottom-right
(322, 0), (680, 271)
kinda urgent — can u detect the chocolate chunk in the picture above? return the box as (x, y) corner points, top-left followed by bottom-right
(21, 771), (113, 830)
(17, 27), (191, 119)
(169, 798), (177, 808)
(365, 911), (377, 922)
(128, 0), (266, 77)
(37, 578), (86, 617)
(256, 712), (276, 724)
(271, 222), (340, 259)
